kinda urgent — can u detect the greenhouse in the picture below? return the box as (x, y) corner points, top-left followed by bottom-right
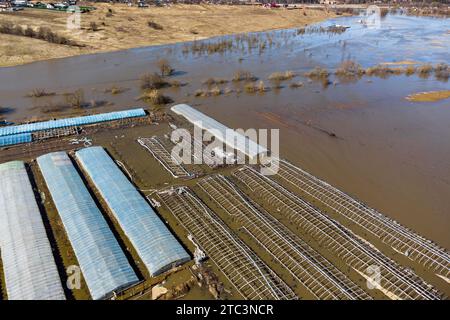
(75, 146), (191, 276)
(37, 152), (139, 300)
(171, 104), (267, 160)
(0, 161), (65, 300)
(0, 108), (146, 137)
(0, 133), (32, 147)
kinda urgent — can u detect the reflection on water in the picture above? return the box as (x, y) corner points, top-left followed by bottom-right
(0, 14), (449, 248)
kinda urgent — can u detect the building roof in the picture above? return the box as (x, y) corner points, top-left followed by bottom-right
(171, 104), (267, 160)
(0, 108), (146, 137)
(36, 152), (139, 300)
(0, 133), (32, 147)
(75, 146), (190, 276)
(0, 161), (65, 300)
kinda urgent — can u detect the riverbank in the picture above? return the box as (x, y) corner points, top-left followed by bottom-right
(0, 3), (336, 67)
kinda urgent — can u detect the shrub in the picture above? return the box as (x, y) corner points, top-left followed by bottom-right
(157, 59), (174, 76)
(26, 88), (56, 98)
(0, 21), (14, 34)
(405, 65), (416, 76)
(209, 86), (222, 96)
(335, 60), (365, 78)
(194, 89), (207, 97)
(89, 22), (99, 32)
(416, 64), (433, 78)
(64, 89), (85, 108)
(244, 82), (257, 93)
(365, 65), (395, 78)
(232, 70), (257, 82)
(139, 89), (172, 105)
(304, 67), (329, 79)
(244, 81), (267, 94)
(105, 85), (126, 95)
(202, 78), (228, 86)
(148, 20), (163, 30)
(268, 71), (295, 81)
(24, 26), (36, 38)
(434, 63), (449, 81)
(140, 73), (168, 90)
(12, 25), (24, 36)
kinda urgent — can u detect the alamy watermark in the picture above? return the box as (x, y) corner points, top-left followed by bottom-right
(170, 122), (280, 175)
(366, 265), (382, 290)
(363, 5), (382, 29)
(66, 265), (81, 291)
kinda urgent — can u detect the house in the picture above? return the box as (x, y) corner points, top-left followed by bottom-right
(11, 0), (28, 7)
(0, 1), (12, 9)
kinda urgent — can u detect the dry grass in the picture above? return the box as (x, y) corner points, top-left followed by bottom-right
(406, 90), (450, 102)
(244, 81), (268, 94)
(157, 59), (174, 77)
(405, 65), (416, 76)
(140, 73), (169, 90)
(416, 64), (434, 78)
(138, 89), (172, 105)
(202, 78), (229, 86)
(434, 63), (449, 81)
(63, 89), (86, 108)
(0, 4), (335, 67)
(365, 65), (395, 77)
(335, 60), (365, 78)
(232, 70), (257, 82)
(26, 88), (56, 98)
(268, 71), (295, 82)
(104, 85), (127, 95)
(304, 67), (329, 79)
(194, 86), (223, 97)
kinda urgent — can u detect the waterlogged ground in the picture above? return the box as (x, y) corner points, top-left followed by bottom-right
(0, 13), (449, 248)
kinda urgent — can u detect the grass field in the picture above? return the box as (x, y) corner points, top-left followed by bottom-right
(0, 3), (335, 67)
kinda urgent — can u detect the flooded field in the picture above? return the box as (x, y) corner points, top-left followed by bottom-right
(1, 10), (449, 256)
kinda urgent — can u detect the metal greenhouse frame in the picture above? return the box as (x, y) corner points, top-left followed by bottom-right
(0, 108), (146, 137)
(37, 152), (139, 300)
(75, 146), (190, 276)
(233, 166), (443, 300)
(0, 161), (65, 300)
(265, 159), (450, 281)
(197, 175), (371, 300)
(157, 186), (297, 300)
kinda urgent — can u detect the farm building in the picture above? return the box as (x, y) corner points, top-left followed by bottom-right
(75, 146), (190, 276)
(171, 104), (268, 160)
(0, 161), (65, 300)
(0, 108), (146, 137)
(36, 152), (139, 300)
(0, 133), (32, 147)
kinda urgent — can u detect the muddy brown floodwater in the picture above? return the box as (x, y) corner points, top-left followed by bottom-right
(0, 13), (449, 249)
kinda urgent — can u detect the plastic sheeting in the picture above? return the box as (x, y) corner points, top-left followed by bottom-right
(37, 152), (139, 300)
(0, 133), (32, 147)
(0, 108), (146, 137)
(75, 146), (190, 276)
(0, 161), (65, 300)
(171, 104), (267, 160)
